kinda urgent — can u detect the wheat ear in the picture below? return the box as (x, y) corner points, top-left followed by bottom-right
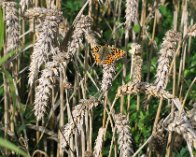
(187, 24), (196, 37)
(61, 98), (98, 148)
(93, 127), (106, 157)
(130, 43), (142, 83)
(117, 82), (189, 114)
(34, 50), (68, 120)
(114, 113), (134, 157)
(24, 7), (63, 19)
(28, 13), (62, 86)
(67, 15), (93, 57)
(151, 109), (196, 155)
(164, 112), (196, 149)
(187, 103), (196, 129)
(101, 64), (115, 92)
(3, 1), (20, 53)
(117, 82), (173, 99)
(19, 0), (31, 13)
(125, 0), (138, 30)
(150, 119), (167, 155)
(154, 30), (181, 91)
(82, 15), (98, 47)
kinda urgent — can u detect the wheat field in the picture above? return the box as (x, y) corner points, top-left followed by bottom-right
(0, 0), (196, 157)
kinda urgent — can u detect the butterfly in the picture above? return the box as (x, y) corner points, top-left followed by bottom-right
(92, 45), (126, 65)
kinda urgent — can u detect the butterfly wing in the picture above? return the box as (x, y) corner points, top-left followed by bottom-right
(111, 47), (126, 60)
(102, 55), (115, 65)
(92, 46), (102, 64)
(92, 45), (125, 65)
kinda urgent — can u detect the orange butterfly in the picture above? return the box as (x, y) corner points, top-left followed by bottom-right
(92, 45), (126, 65)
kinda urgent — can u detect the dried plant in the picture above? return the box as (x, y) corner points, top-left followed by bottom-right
(59, 18), (69, 39)
(114, 113), (134, 157)
(125, 0), (138, 30)
(28, 13), (62, 86)
(162, 112), (196, 150)
(117, 82), (187, 116)
(82, 15), (98, 48)
(19, 0), (31, 13)
(150, 120), (167, 155)
(117, 82), (174, 99)
(85, 151), (93, 157)
(187, 24), (196, 37)
(3, 1), (20, 53)
(101, 64), (115, 92)
(154, 30), (181, 91)
(61, 98), (98, 148)
(46, 0), (56, 9)
(130, 43), (142, 83)
(24, 7), (62, 19)
(93, 127), (106, 157)
(67, 15), (93, 57)
(85, 29), (98, 48)
(1, 1), (195, 157)
(187, 103), (196, 129)
(34, 50), (68, 120)
(151, 108), (196, 155)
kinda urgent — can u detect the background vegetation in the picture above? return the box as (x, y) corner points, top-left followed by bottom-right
(0, 0), (196, 157)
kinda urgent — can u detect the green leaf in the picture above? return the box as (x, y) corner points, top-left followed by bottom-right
(2, 69), (17, 109)
(159, 5), (168, 16)
(0, 137), (28, 157)
(0, 49), (17, 67)
(17, 124), (26, 134)
(0, 8), (4, 51)
(139, 111), (145, 120)
(133, 24), (141, 33)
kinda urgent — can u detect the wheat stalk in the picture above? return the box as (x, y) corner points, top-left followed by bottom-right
(154, 30), (181, 91)
(46, 0), (56, 9)
(85, 151), (93, 157)
(3, 1), (20, 53)
(114, 113), (134, 157)
(61, 98), (98, 148)
(19, 0), (31, 13)
(93, 127), (106, 157)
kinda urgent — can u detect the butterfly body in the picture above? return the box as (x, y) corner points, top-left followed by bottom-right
(92, 45), (125, 65)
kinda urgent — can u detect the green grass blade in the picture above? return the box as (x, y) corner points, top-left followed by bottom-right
(0, 8), (4, 51)
(0, 49), (16, 67)
(2, 69), (17, 109)
(0, 137), (28, 157)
